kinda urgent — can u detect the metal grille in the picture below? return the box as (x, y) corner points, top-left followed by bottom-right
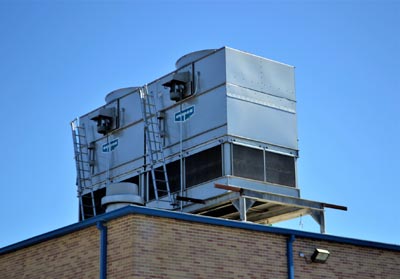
(232, 144), (296, 187)
(167, 160), (181, 193)
(186, 145), (222, 187)
(232, 144), (264, 181)
(265, 152), (296, 187)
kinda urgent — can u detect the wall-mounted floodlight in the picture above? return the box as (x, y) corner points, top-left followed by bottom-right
(311, 248), (330, 263)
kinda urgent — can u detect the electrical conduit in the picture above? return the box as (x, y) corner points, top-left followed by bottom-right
(287, 235), (295, 279)
(97, 221), (108, 279)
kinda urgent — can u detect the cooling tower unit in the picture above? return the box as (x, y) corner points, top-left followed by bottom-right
(71, 47), (346, 232)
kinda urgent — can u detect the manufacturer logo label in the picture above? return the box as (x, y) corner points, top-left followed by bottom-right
(174, 105), (195, 122)
(102, 138), (119, 152)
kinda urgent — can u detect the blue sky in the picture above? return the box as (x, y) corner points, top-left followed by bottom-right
(0, 0), (399, 247)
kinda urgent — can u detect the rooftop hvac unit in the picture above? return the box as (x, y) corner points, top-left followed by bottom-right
(71, 46), (346, 232)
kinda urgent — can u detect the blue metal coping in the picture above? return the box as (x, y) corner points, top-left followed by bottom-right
(1, 205), (399, 255)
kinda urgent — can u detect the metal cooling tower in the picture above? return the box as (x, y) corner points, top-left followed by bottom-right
(72, 47), (345, 232)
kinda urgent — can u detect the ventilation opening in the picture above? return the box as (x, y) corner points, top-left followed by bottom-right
(232, 144), (264, 181)
(232, 144), (296, 187)
(148, 145), (223, 201)
(186, 145), (222, 187)
(265, 152), (296, 187)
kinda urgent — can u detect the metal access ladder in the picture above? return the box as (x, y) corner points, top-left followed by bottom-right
(71, 118), (96, 220)
(139, 85), (173, 204)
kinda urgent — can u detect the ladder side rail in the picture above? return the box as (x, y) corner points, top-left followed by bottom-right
(145, 94), (162, 163)
(144, 86), (172, 203)
(140, 88), (161, 200)
(72, 121), (87, 219)
(74, 131), (90, 188)
(145, 123), (160, 201)
(71, 121), (86, 189)
(79, 125), (96, 217)
(71, 119), (96, 219)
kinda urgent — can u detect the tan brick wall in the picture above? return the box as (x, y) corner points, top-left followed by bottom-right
(1, 213), (400, 279)
(107, 215), (287, 279)
(0, 226), (99, 279)
(293, 238), (400, 279)
(106, 214), (400, 279)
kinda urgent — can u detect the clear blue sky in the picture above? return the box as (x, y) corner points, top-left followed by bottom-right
(0, 1), (399, 248)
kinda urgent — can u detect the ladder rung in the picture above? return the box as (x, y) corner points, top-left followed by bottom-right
(148, 137), (161, 140)
(76, 152), (89, 156)
(79, 180), (91, 183)
(78, 168), (91, 172)
(149, 156), (162, 161)
(148, 142), (161, 146)
(76, 161), (91, 165)
(82, 203), (94, 208)
(154, 169), (165, 173)
(148, 139), (161, 143)
(148, 146), (161, 150)
(76, 158), (89, 162)
(148, 130), (161, 135)
(81, 202), (94, 207)
(76, 142), (88, 146)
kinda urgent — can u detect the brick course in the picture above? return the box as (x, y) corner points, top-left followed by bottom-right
(0, 226), (99, 279)
(1, 213), (399, 278)
(107, 215), (287, 278)
(294, 238), (400, 279)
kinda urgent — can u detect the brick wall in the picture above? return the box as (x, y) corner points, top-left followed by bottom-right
(0, 226), (99, 279)
(106, 215), (400, 279)
(293, 238), (400, 279)
(107, 215), (287, 278)
(1, 213), (400, 278)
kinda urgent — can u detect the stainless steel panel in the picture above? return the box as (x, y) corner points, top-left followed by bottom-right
(118, 91), (142, 127)
(226, 47), (295, 101)
(192, 48), (226, 94)
(227, 96), (298, 150)
(91, 125), (144, 175)
(162, 86), (228, 156)
(226, 84), (296, 113)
